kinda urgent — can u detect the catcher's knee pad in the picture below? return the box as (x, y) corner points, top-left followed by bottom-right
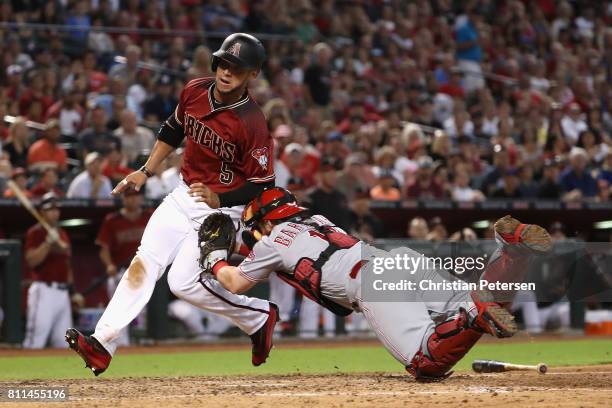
(406, 309), (483, 381)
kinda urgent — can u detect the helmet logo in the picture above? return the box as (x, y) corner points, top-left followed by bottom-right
(227, 42), (241, 57)
(251, 147), (269, 170)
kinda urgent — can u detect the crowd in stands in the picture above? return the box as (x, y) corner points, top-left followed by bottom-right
(0, 0), (611, 241)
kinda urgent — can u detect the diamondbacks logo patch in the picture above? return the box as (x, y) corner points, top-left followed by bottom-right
(227, 42), (241, 57)
(251, 147), (269, 170)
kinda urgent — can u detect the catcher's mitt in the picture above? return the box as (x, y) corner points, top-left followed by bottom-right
(198, 212), (237, 274)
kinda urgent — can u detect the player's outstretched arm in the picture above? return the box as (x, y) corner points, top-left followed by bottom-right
(112, 140), (175, 195)
(214, 264), (256, 294)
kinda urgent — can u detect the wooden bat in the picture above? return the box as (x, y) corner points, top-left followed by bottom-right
(472, 359), (547, 374)
(7, 179), (68, 250)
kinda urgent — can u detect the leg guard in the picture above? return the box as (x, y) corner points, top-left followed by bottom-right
(406, 309), (483, 381)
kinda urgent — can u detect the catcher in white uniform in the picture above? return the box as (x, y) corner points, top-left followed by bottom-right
(199, 187), (552, 381)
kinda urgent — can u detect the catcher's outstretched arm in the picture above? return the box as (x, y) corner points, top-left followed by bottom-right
(214, 264), (256, 294)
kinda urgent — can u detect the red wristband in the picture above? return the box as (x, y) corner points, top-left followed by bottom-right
(212, 260), (229, 276)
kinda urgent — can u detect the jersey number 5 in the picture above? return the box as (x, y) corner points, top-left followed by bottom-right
(220, 162), (234, 184)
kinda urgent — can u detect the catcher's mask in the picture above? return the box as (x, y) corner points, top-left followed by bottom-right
(242, 187), (307, 232)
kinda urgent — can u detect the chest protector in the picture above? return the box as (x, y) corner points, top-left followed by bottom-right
(276, 224), (357, 316)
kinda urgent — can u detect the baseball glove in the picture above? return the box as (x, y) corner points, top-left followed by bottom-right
(198, 212), (237, 274)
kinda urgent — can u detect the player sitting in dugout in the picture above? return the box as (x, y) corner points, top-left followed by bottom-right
(196, 187), (552, 381)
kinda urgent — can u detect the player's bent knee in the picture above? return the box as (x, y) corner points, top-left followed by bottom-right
(125, 255), (157, 289)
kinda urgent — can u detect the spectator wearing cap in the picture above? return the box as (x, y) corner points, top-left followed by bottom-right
(349, 187), (384, 242)
(303, 43), (333, 106)
(321, 131), (350, 163)
(30, 168), (64, 198)
(3, 168), (31, 198)
(44, 89), (85, 138)
(559, 147), (597, 201)
(5, 64), (25, 101)
(112, 110), (154, 166)
(561, 103), (588, 146)
(306, 157), (352, 232)
(405, 156), (445, 199)
(491, 168), (524, 199)
(27, 119), (67, 173)
(370, 170), (401, 202)
(66, 152), (112, 199)
(3, 116), (31, 169)
(79, 106), (121, 157)
(281, 142), (318, 188)
(143, 75), (179, 123)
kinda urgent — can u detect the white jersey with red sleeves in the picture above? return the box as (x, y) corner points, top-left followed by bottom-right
(238, 215), (362, 309)
(174, 77), (275, 193)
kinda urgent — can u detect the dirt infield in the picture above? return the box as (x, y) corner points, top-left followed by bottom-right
(2, 364), (611, 407)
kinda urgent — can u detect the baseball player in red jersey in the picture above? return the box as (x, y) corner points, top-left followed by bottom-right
(66, 33), (279, 376)
(96, 188), (153, 345)
(203, 187), (553, 381)
(23, 193), (81, 348)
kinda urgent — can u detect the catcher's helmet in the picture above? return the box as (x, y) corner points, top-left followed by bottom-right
(242, 187), (307, 229)
(211, 33), (266, 72)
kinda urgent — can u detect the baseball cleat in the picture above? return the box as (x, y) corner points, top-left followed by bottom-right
(494, 215), (552, 253)
(250, 303), (279, 366)
(471, 300), (517, 338)
(65, 328), (111, 376)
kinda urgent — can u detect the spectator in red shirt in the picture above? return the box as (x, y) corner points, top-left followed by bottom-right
(29, 168), (64, 198)
(405, 156), (445, 199)
(102, 143), (133, 185)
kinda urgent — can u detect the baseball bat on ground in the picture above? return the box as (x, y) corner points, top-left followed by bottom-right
(472, 359), (548, 374)
(6, 180), (68, 250)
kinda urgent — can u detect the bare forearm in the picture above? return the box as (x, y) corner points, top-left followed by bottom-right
(99, 246), (114, 268)
(216, 265), (254, 294)
(144, 140), (175, 173)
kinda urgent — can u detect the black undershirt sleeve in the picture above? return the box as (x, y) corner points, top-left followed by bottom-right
(157, 113), (185, 148)
(218, 180), (274, 208)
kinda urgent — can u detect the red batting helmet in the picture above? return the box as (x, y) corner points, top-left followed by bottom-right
(242, 187), (307, 229)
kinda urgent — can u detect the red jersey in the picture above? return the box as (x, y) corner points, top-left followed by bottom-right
(24, 224), (71, 283)
(174, 77), (275, 193)
(96, 210), (153, 268)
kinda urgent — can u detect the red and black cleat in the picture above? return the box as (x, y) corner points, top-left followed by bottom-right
(494, 215), (552, 253)
(470, 296), (517, 338)
(250, 303), (279, 366)
(65, 328), (111, 376)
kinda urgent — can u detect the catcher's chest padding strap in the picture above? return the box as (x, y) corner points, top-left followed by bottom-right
(279, 223), (357, 316)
